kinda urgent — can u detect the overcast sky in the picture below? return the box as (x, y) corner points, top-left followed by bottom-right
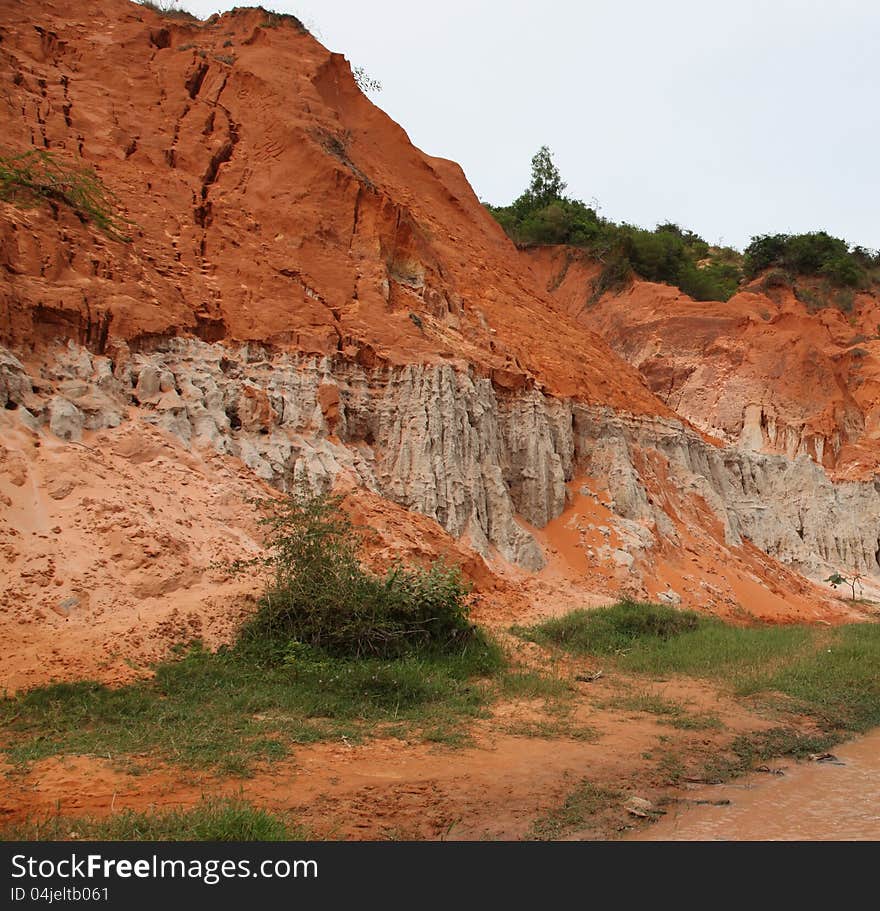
(175, 0), (879, 251)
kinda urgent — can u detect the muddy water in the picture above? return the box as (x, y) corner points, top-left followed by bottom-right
(631, 729), (880, 840)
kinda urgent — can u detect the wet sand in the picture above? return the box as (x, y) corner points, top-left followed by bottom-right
(631, 729), (880, 840)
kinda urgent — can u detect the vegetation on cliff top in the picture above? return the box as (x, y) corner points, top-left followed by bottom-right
(744, 231), (880, 289)
(486, 146), (879, 306)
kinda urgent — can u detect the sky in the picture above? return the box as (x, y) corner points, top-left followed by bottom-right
(171, 0), (878, 251)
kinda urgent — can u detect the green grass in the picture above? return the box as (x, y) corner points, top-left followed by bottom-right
(665, 713), (724, 732)
(1, 797), (307, 842)
(0, 149), (129, 241)
(528, 778), (620, 840)
(602, 692), (724, 731)
(754, 624), (880, 732)
(701, 728), (838, 782)
(503, 718), (598, 741)
(497, 669), (571, 700)
(1, 637), (504, 776)
(605, 692), (687, 717)
(517, 600), (880, 739)
(514, 600), (703, 655)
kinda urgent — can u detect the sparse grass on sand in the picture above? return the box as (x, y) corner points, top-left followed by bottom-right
(528, 778), (620, 840)
(602, 692), (723, 732)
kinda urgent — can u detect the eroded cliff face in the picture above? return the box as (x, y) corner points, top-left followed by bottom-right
(2, 0), (877, 691)
(0, 0), (667, 414)
(5, 338), (879, 599)
(528, 247), (880, 481)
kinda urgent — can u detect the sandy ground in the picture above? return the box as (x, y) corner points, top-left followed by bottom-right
(0, 409), (868, 840)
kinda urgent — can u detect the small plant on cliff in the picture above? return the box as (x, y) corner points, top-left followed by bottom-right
(137, 0), (197, 19)
(257, 8), (308, 31)
(825, 571), (864, 602)
(234, 486), (480, 658)
(0, 149), (129, 241)
(352, 66), (382, 94)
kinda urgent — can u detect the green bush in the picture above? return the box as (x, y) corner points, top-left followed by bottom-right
(235, 487), (478, 658)
(744, 231), (872, 288)
(0, 148), (129, 241)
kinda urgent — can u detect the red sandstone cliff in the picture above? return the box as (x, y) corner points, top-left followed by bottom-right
(1, 0), (877, 689)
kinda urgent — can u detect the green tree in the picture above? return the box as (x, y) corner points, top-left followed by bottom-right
(528, 145), (566, 207)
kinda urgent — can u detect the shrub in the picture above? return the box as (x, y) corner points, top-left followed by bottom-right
(235, 487), (478, 657)
(138, 0), (198, 20)
(0, 149), (129, 241)
(352, 66), (382, 94)
(677, 259), (741, 301)
(763, 268), (792, 289)
(744, 231), (871, 290)
(593, 254), (634, 300)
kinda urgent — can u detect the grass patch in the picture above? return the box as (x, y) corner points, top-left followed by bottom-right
(755, 623), (880, 733)
(1, 149), (129, 241)
(528, 778), (619, 840)
(665, 713), (724, 732)
(1, 797), (307, 842)
(1, 637), (503, 775)
(518, 600), (880, 757)
(515, 600), (702, 656)
(702, 727), (838, 782)
(603, 692), (724, 731)
(605, 692), (687, 717)
(656, 750), (688, 785)
(504, 718), (597, 742)
(497, 670), (570, 700)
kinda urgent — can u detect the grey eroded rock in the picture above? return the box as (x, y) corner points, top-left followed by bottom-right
(46, 396), (84, 442)
(0, 350), (33, 408)
(4, 338), (880, 582)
